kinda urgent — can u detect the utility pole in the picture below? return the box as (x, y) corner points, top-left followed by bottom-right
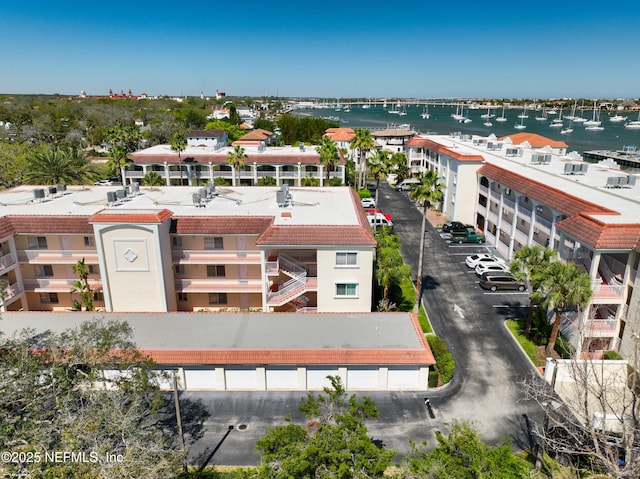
(173, 368), (187, 473)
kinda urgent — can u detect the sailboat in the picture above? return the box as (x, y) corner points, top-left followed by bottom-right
(583, 103), (602, 127)
(517, 107), (529, 119)
(561, 118), (574, 134)
(495, 104), (507, 122)
(549, 106), (563, 128)
(573, 100), (587, 123)
(451, 103), (464, 121)
(481, 107), (494, 119)
(625, 111), (640, 129)
(398, 104), (407, 116)
(609, 113), (627, 122)
(420, 104), (430, 119)
(535, 107), (548, 121)
(514, 110), (527, 129)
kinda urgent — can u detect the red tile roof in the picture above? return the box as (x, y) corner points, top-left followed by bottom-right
(171, 216), (273, 235)
(324, 128), (356, 142)
(140, 348), (434, 366)
(256, 189), (376, 246)
(89, 209), (173, 224)
(7, 215), (94, 234)
(555, 214), (640, 249)
(0, 216), (13, 239)
(497, 133), (568, 148)
(406, 136), (484, 162)
(478, 164), (614, 217)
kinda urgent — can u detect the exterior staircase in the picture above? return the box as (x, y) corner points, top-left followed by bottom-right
(266, 254), (310, 307)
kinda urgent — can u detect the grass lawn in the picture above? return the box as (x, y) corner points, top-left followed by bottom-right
(505, 319), (547, 367)
(399, 277), (432, 333)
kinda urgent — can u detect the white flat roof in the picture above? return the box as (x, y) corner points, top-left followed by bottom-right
(0, 185), (360, 226)
(425, 134), (640, 222)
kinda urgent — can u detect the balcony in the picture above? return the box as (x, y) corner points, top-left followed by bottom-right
(2, 282), (23, 302)
(175, 278), (262, 293)
(172, 249), (261, 264)
(591, 279), (624, 300)
(0, 253), (17, 271)
(582, 318), (618, 337)
(23, 278), (103, 292)
(18, 250), (99, 264)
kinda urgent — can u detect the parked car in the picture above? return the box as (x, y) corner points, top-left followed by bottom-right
(479, 272), (527, 292)
(94, 176), (121, 186)
(465, 254), (506, 269)
(442, 221), (474, 233)
(395, 178), (420, 191)
(450, 228), (486, 244)
(475, 263), (510, 277)
(361, 197), (376, 208)
(365, 209), (392, 220)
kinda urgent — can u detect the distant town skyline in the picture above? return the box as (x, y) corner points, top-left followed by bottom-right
(2, 1), (639, 99)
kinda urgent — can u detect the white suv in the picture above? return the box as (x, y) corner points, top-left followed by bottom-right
(465, 254), (506, 269)
(361, 198), (376, 208)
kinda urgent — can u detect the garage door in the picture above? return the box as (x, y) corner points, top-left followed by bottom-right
(266, 367), (299, 390)
(347, 367), (379, 390)
(306, 367), (339, 390)
(185, 369), (217, 390)
(225, 368), (258, 390)
(387, 367), (421, 390)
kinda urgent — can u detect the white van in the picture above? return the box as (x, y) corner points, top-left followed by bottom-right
(395, 178), (420, 191)
(367, 212), (393, 229)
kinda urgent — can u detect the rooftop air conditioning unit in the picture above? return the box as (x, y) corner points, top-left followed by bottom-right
(192, 193), (203, 207)
(299, 142), (305, 151)
(56, 184), (66, 196)
(130, 182), (140, 195)
(106, 191), (117, 205)
(47, 186), (57, 196)
(276, 190), (287, 207)
(116, 189), (126, 201)
(33, 188), (45, 201)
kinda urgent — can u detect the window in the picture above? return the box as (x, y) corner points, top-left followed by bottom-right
(204, 237), (224, 250)
(208, 292), (227, 305)
(172, 236), (183, 247)
(94, 291), (104, 302)
(27, 236), (47, 249)
(39, 292), (59, 304)
(88, 264), (99, 275)
(84, 236), (95, 247)
(335, 283), (358, 297)
(174, 264), (185, 275)
(207, 265), (226, 277)
(177, 293), (187, 302)
(35, 265), (54, 277)
(336, 252), (358, 266)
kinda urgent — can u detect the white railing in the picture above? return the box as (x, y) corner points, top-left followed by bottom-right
(2, 282), (22, 300)
(0, 253), (17, 270)
(502, 197), (515, 213)
(278, 254), (307, 281)
(267, 278), (305, 305)
(175, 278), (262, 292)
(23, 278), (102, 290)
(172, 249), (260, 263)
(591, 278), (623, 298)
(18, 250), (99, 263)
(478, 185), (488, 196)
(598, 255), (624, 293)
(535, 215), (552, 233)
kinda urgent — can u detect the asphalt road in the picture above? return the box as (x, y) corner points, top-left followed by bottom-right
(182, 182), (546, 468)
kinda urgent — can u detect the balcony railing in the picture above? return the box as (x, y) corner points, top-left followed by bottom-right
(18, 250), (99, 264)
(2, 282), (22, 301)
(582, 318), (618, 337)
(172, 249), (261, 264)
(591, 279), (624, 299)
(175, 278), (262, 292)
(0, 253), (17, 271)
(22, 278), (102, 291)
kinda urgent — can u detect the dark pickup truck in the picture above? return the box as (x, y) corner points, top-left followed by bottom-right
(450, 228), (486, 244)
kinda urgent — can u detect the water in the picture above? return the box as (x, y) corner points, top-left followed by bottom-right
(301, 103), (640, 155)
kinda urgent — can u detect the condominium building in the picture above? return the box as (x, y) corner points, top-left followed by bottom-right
(406, 132), (640, 358)
(0, 185), (375, 314)
(128, 143), (346, 187)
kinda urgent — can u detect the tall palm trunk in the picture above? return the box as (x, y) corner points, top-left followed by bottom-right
(546, 309), (563, 356)
(413, 205), (428, 314)
(525, 297), (536, 336)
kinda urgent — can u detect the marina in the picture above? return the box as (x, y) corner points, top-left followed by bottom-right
(295, 101), (640, 167)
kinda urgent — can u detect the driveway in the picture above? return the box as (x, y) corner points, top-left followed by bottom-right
(183, 182), (546, 467)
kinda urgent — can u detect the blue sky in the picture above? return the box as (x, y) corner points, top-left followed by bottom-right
(2, 1), (639, 99)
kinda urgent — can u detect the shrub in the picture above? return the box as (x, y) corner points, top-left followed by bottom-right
(603, 350), (622, 360)
(427, 336), (455, 384)
(329, 177), (343, 186)
(358, 188), (371, 199)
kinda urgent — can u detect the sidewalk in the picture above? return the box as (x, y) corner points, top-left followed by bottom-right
(425, 209), (448, 228)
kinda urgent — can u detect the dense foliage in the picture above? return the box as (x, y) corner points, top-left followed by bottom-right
(276, 114), (338, 145)
(0, 319), (184, 478)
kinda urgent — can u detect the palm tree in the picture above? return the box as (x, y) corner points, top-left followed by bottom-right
(409, 170), (443, 313)
(141, 171), (165, 186)
(318, 136), (339, 183)
(170, 132), (187, 185)
(509, 245), (555, 335)
(25, 147), (98, 185)
(368, 150), (389, 205)
(349, 129), (374, 190)
(106, 144), (129, 185)
(376, 247), (411, 301)
(541, 261), (592, 356)
(71, 258), (94, 311)
(227, 145), (247, 186)
(390, 152), (409, 184)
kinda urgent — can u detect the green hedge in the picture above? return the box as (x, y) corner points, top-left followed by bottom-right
(427, 336), (455, 384)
